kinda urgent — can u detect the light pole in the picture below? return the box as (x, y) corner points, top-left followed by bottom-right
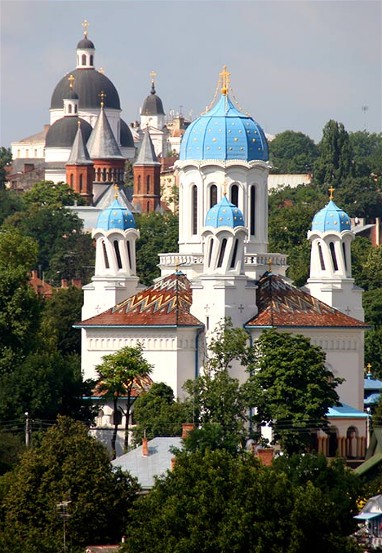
(57, 500), (71, 552)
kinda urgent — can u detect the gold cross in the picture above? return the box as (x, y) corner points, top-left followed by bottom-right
(150, 70), (157, 83)
(220, 65), (230, 96)
(328, 186), (335, 200)
(82, 19), (89, 38)
(68, 74), (75, 89)
(99, 90), (106, 107)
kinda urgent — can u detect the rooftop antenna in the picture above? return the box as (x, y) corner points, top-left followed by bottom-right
(361, 105), (369, 130)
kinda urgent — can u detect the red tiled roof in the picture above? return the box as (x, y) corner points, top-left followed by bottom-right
(246, 272), (368, 329)
(92, 374), (153, 398)
(80, 272), (203, 327)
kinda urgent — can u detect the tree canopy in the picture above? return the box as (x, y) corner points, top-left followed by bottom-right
(249, 330), (342, 455)
(0, 416), (139, 552)
(269, 130), (319, 174)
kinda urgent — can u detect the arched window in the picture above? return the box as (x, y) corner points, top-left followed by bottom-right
(90, 54), (93, 65)
(74, 105), (78, 114)
(250, 186), (256, 236)
(77, 55), (79, 66)
(210, 184), (217, 208)
(82, 54), (86, 65)
(102, 168), (107, 182)
(146, 201), (150, 212)
(318, 243), (325, 270)
(230, 239), (239, 268)
(146, 175), (151, 194)
(102, 241), (110, 269)
(329, 242), (338, 271)
(113, 410), (122, 426)
(79, 174), (83, 192)
(114, 240), (122, 269)
(70, 174), (74, 187)
(68, 104), (72, 114)
(126, 242), (132, 269)
(192, 185), (198, 235)
(231, 184), (239, 207)
(217, 238), (227, 268)
(137, 175), (141, 193)
(207, 239), (214, 268)
(342, 243), (348, 271)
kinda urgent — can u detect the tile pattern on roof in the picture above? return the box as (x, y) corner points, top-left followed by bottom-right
(80, 272), (203, 327)
(246, 272), (367, 328)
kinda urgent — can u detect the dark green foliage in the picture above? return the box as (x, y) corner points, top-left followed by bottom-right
(132, 382), (191, 444)
(136, 212), (178, 285)
(0, 416), (140, 552)
(123, 449), (360, 553)
(40, 286), (83, 355)
(23, 180), (84, 208)
(365, 329), (382, 380)
(351, 236), (374, 290)
(349, 131), (382, 178)
(0, 147), (12, 190)
(0, 430), (25, 475)
(0, 189), (25, 225)
(269, 130), (319, 174)
(249, 330), (342, 455)
(314, 120), (354, 186)
(334, 175), (382, 219)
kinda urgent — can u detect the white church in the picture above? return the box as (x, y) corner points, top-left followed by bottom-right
(76, 67), (369, 460)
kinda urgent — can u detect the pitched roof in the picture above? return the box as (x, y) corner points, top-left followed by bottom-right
(79, 272), (203, 328)
(111, 436), (182, 490)
(135, 126), (160, 166)
(245, 272), (368, 329)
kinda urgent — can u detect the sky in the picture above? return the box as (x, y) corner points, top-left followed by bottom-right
(0, 0), (381, 147)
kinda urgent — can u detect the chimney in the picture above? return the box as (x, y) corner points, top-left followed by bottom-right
(31, 270), (38, 279)
(142, 437), (149, 456)
(61, 279), (68, 288)
(255, 447), (274, 466)
(182, 423), (195, 439)
(170, 457), (176, 471)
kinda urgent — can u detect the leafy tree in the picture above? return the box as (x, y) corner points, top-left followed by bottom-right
(0, 416), (139, 552)
(0, 189), (25, 226)
(0, 147), (12, 190)
(363, 288), (382, 328)
(349, 131), (382, 178)
(269, 130), (319, 174)
(23, 180), (84, 208)
(183, 320), (253, 454)
(40, 285), (83, 355)
(123, 449), (360, 553)
(136, 212), (179, 285)
(248, 330), (342, 455)
(96, 345), (153, 457)
(365, 329), (382, 380)
(132, 382), (191, 444)
(334, 175), (382, 219)
(0, 430), (25, 475)
(351, 236), (374, 289)
(314, 120), (354, 186)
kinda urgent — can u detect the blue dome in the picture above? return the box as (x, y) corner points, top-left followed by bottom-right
(205, 196), (245, 228)
(179, 93), (268, 162)
(311, 200), (351, 232)
(97, 198), (136, 230)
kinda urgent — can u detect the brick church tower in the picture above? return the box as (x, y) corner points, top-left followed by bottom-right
(133, 127), (161, 213)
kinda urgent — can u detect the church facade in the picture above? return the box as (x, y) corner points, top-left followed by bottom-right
(76, 68), (368, 459)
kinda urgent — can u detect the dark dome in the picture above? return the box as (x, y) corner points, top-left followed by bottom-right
(45, 117), (92, 148)
(141, 84), (165, 116)
(77, 37), (95, 49)
(51, 69), (121, 110)
(66, 88), (79, 100)
(120, 119), (134, 148)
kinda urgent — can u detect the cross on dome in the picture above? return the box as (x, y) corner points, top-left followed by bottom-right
(328, 186), (335, 200)
(82, 19), (89, 38)
(220, 65), (231, 96)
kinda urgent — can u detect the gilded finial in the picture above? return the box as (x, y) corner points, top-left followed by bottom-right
(98, 67), (105, 75)
(99, 90), (106, 108)
(68, 74), (75, 89)
(150, 70), (157, 83)
(328, 186), (335, 200)
(220, 65), (230, 96)
(268, 257), (273, 273)
(82, 19), (89, 38)
(113, 184), (119, 199)
(223, 179), (228, 197)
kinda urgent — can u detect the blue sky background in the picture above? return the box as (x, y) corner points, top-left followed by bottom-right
(1, 0), (381, 147)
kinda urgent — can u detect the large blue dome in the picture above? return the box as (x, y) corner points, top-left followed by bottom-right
(311, 200), (351, 232)
(97, 198), (136, 231)
(205, 196), (245, 228)
(179, 93), (268, 162)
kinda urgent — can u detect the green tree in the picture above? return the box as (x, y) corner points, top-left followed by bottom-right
(23, 180), (83, 208)
(123, 449), (360, 553)
(183, 320), (253, 453)
(0, 430), (25, 475)
(0, 416), (139, 552)
(136, 212), (179, 285)
(96, 345), (153, 457)
(269, 130), (318, 174)
(0, 189), (25, 226)
(349, 131), (382, 178)
(249, 330), (342, 455)
(132, 382), (191, 444)
(351, 236), (374, 289)
(334, 175), (382, 219)
(314, 120), (354, 186)
(365, 329), (382, 380)
(0, 147), (12, 190)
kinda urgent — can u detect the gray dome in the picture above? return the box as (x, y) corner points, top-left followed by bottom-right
(141, 83), (165, 116)
(77, 37), (95, 49)
(120, 119), (134, 148)
(66, 88), (79, 100)
(51, 69), (121, 110)
(45, 117), (92, 148)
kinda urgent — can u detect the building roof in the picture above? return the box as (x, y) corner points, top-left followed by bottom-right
(179, 92), (268, 162)
(327, 403), (368, 419)
(141, 82), (165, 116)
(51, 68), (121, 110)
(66, 124), (93, 165)
(45, 117), (92, 148)
(364, 377), (382, 391)
(111, 437), (182, 490)
(245, 272), (368, 329)
(135, 127), (160, 166)
(205, 195), (245, 228)
(311, 200), (351, 233)
(96, 197), (136, 231)
(78, 272), (204, 328)
(87, 107), (124, 159)
(120, 119), (135, 148)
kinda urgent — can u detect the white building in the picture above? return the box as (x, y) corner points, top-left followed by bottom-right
(76, 69), (368, 459)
